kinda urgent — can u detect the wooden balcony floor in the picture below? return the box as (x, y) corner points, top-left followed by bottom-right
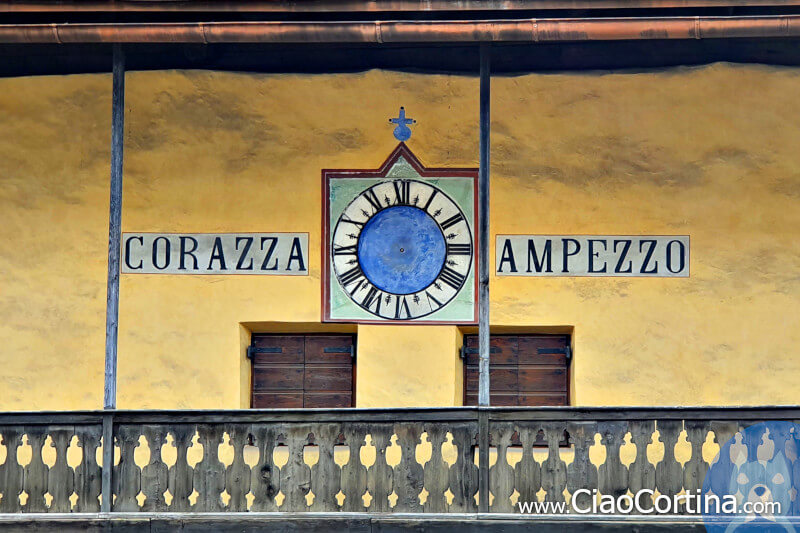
(0, 512), (720, 532)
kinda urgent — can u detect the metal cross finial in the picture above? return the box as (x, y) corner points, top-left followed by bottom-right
(389, 106), (415, 141)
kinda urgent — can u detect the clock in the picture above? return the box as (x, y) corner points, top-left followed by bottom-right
(323, 144), (477, 324)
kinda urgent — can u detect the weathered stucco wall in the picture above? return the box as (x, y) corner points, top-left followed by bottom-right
(491, 66), (800, 405)
(0, 64), (797, 410)
(0, 75), (111, 410)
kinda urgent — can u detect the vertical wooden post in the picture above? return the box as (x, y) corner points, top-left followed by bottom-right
(104, 44), (125, 410)
(477, 42), (491, 514)
(101, 413), (114, 512)
(477, 44), (491, 407)
(102, 43), (125, 513)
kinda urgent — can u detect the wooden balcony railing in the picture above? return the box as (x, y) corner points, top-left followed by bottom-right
(0, 407), (797, 514)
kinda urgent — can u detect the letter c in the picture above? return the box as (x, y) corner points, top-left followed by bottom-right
(572, 489), (592, 514)
(124, 236), (144, 270)
(636, 490), (655, 514)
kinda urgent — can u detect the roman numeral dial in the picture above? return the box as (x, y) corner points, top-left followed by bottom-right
(330, 177), (474, 321)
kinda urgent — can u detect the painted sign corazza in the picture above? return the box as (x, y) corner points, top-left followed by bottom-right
(121, 233), (308, 275)
(496, 235), (690, 277)
(323, 143), (478, 324)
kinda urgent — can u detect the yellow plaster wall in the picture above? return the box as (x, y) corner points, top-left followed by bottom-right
(0, 74), (111, 410)
(356, 325), (463, 407)
(118, 70), (478, 409)
(490, 64), (800, 405)
(0, 64), (798, 410)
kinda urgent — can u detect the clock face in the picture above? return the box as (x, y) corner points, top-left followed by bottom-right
(330, 179), (473, 320)
(323, 145), (477, 324)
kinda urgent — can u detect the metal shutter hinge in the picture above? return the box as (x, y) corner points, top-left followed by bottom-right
(459, 346), (500, 359)
(323, 346), (355, 358)
(246, 346), (283, 360)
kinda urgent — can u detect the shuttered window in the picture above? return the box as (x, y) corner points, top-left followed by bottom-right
(463, 334), (570, 406)
(250, 334), (355, 408)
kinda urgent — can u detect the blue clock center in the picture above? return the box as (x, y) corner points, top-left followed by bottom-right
(357, 205), (446, 294)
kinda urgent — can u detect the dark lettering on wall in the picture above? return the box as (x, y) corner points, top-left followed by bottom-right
(639, 239), (658, 274)
(613, 239), (633, 274)
(152, 236), (171, 270)
(179, 236), (199, 270)
(588, 239), (608, 273)
(562, 238), (580, 273)
(666, 239), (686, 273)
(527, 240), (552, 273)
(125, 235), (144, 270)
(260, 237), (279, 271)
(497, 239), (517, 273)
(235, 236), (254, 270)
(287, 237), (307, 271)
(207, 237), (227, 271)
(496, 235), (689, 278)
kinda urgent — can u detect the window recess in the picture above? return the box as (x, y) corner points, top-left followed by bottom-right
(249, 334), (355, 408)
(462, 334), (570, 407)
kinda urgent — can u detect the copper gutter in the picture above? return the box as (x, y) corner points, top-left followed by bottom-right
(4, 0), (800, 12)
(0, 16), (799, 43)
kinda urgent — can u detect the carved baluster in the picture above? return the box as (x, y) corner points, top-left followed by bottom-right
(192, 424), (226, 511)
(225, 424), (251, 512)
(46, 426), (74, 512)
(488, 424), (515, 512)
(340, 424), (368, 512)
(0, 428), (24, 512)
(422, 424), (449, 513)
(709, 421), (738, 458)
(793, 430), (800, 515)
(310, 423), (344, 512)
(515, 423), (543, 509)
(114, 425), (142, 511)
(706, 421), (738, 502)
(249, 424), (279, 511)
(741, 421), (765, 463)
(655, 420), (683, 507)
(392, 423), (423, 512)
(541, 423), (568, 503)
(683, 421), (710, 502)
(566, 421), (597, 513)
(627, 420), (655, 513)
(597, 421), (629, 500)
(366, 425), (394, 512)
(73, 425), (101, 512)
(23, 428), (49, 512)
(280, 425), (312, 511)
(447, 424), (478, 513)
(767, 422), (793, 461)
(140, 425), (168, 511)
(167, 425), (196, 511)
(770, 423), (796, 515)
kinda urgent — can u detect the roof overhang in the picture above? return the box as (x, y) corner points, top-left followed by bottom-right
(3, 16), (800, 43)
(4, 0), (800, 13)
(3, 0), (800, 74)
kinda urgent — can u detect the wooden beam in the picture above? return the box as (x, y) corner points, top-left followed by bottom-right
(477, 42), (491, 515)
(100, 413), (114, 513)
(101, 43), (124, 513)
(477, 44), (491, 408)
(0, 513), (717, 532)
(0, 406), (797, 426)
(104, 43), (124, 411)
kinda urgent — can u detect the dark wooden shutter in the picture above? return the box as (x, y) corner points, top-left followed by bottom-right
(463, 334), (569, 406)
(250, 335), (354, 408)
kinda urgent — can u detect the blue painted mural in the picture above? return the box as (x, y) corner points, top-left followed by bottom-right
(389, 107), (415, 141)
(357, 205), (446, 294)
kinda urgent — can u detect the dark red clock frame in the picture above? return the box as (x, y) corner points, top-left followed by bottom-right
(321, 142), (479, 325)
